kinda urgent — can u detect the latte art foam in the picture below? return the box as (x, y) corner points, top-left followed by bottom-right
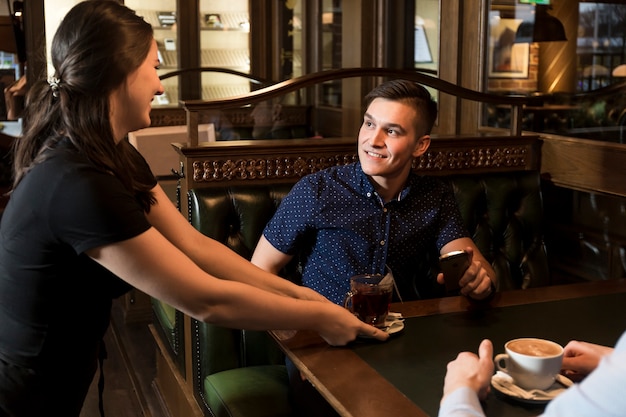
(508, 339), (562, 357)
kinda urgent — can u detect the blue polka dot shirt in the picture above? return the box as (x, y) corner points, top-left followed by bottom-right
(262, 162), (468, 305)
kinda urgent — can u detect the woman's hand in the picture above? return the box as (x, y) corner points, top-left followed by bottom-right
(315, 302), (389, 345)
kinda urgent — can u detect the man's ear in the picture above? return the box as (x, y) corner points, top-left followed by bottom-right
(412, 135), (431, 158)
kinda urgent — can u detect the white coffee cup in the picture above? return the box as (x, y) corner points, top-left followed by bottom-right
(495, 338), (564, 390)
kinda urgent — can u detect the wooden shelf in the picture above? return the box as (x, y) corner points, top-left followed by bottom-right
(157, 49), (250, 70)
(200, 49), (249, 68)
(199, 11), (248, 31)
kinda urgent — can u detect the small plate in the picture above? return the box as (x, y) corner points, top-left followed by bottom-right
(384, 318), (405, 335)
(358, 313), (404, 339)
(491, 371), (573, 405)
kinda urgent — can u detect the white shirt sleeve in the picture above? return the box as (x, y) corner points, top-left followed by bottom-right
(437, 387), (486, 417)
(540, 332), (626, 417)
(439, 332), (626, 417)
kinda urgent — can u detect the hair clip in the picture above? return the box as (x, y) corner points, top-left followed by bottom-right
(48, 77), (61, 98)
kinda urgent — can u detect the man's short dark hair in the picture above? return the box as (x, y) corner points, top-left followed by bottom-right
(364, 79), (438, 135)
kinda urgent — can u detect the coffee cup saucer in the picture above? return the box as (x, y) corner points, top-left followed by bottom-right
(491, 371), (573, 405)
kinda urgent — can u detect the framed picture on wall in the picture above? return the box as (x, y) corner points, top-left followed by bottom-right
(414, 25), (433, 63)
(488, 18), (529, 79)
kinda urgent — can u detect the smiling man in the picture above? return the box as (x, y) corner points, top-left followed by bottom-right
(252, 79), (495, 304)
(251, 79), (496, 417)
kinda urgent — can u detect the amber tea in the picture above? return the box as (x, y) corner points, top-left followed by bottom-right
(344, 274), (393, 327)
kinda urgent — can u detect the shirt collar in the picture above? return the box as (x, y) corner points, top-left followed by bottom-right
(354, 161), (414, 203)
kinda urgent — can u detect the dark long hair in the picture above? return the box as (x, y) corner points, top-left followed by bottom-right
(12, 1), (156, 211)
(364, 79), (438, 136)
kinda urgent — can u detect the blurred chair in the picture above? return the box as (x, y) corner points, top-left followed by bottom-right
(582, 64), (609, 90)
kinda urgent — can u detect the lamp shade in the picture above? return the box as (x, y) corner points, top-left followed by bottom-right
(514, 5), (567, 43)
(612, 64), (626, 77)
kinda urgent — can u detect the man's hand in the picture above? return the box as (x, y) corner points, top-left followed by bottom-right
(437, 246), (494, 300)
(561, 340), (613, 382)
(442, 339), (494, 402)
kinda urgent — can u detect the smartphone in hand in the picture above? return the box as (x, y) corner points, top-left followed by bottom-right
(439, 250), (471, 292)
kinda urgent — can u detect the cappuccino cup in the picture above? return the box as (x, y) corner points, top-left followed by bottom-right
(495, 338), (563, 391)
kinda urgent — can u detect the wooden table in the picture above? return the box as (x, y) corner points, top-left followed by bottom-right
(271, 279), (626, 417)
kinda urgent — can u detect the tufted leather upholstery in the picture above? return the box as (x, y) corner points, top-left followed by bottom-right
(184, 170), (550, 417)
(446, 171), (550, 290)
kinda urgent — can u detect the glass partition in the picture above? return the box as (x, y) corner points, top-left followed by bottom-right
(125, 0), (179, 106)
(125, 0), (252, 106)
(414, 0), (439, 74)
(198, 0), (250, 101)
(485, 1), (626, 144)
(414, 0), (440, 109)
(320, 0), (342, 107)
(578, 2), (626, 91)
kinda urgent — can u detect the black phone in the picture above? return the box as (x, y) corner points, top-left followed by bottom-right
(439, 250), (470, 292)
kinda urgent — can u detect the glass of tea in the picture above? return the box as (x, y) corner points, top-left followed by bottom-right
(343, 274), (393, 328)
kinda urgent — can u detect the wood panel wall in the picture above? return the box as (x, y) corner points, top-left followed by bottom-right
(540, 133), (626, 198)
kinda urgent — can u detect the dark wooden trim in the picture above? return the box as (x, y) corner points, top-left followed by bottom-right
(382, 0), (416, 69)
(172, 134), (540, 219)
(182, 68), (532, 110)
(395, 279), (626, 318)
(180, 67), (534, 144)
(176, 0), (201, 100)
(540, 133), (626, 198)
(159, 67), (273, 86)
(173, 134), (540, 188)
(150, 324), (204, 417)
(150, 108), (187, 127)
(23, 0), (45, 82)
(249, 0), (274, 80)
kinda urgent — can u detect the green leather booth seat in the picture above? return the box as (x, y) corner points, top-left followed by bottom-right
(202, 366), (291, 417)
(188, 184), (296, 417)
(174, 170), (550, 417)
(448, 171), (550, 290)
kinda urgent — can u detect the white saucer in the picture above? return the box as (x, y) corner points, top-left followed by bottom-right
(358, 313), (404, 339)
(383, 318), (405, 335)
(491, 371), (573, 405)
